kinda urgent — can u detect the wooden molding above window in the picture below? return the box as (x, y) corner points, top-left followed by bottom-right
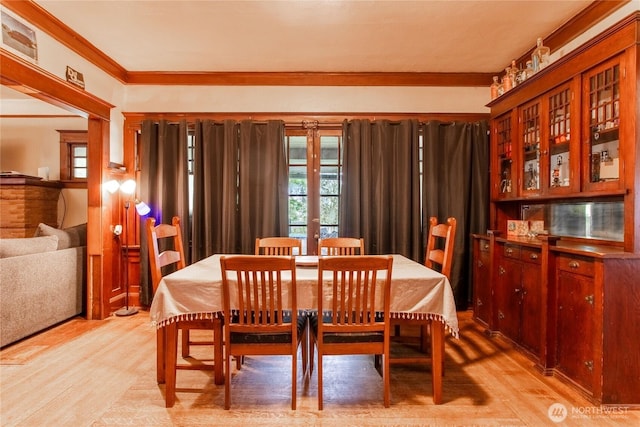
(58, 129), (88, 188)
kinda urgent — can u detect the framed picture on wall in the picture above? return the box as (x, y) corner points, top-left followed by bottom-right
(1, 11), (38, 63)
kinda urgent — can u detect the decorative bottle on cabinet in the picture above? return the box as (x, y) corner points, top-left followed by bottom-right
(509, 60), (520, 87)
(532, 37), (550, 72)
(503, 68), (513, 92)
(491, 76), (500, 100)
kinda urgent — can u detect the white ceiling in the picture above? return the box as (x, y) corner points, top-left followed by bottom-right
(32, 0), (592, 74)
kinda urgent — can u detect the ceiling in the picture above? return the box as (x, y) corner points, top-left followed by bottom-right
(31, 0), (593, 74)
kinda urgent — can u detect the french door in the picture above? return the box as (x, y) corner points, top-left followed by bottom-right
(286, 126), (343, 255)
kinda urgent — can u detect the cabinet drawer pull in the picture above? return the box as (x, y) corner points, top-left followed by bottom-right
(482, 243), (489, 250)
(498, 311), (505, 320)
(477, 260), (484, 268)
(568, 261), (580, 269)
(529, 253), (539, 260)
(585, 360), (594, 372)
(506, 248), (514, 256)
(476, 298), (483, 307)
(585, 294), (594, 305)
(498, 266), (506, 276)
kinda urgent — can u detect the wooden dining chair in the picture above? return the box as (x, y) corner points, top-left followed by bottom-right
(311, 255), (393, 409)
(318, 237), (364, 255)
(254, 237), (302, 255)
(220, 255), (305, 410)
(389, 216), (456, 368)
(147, 216), (223, 407)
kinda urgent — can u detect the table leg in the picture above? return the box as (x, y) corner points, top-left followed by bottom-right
(431, 319), (444, 404)
(156, 327), (166, 384)
(165, 322), (178, 408)
(213, 317), (224, 385)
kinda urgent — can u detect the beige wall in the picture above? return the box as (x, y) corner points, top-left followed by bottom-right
(0, 117), (88, 228)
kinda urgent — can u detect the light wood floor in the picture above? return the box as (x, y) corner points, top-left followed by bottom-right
(1, 310), (637, 426)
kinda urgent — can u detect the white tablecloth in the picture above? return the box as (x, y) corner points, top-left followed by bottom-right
(149, 254), (459, 337)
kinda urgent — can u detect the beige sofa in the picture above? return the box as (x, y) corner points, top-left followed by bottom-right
(0, 224), (86, 347)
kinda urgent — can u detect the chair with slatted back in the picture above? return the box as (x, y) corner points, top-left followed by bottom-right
(318, 237), (364, 256)
(311, 255), (394, 409)
(220, 255), (305, 409)
(147, 216), (223, 407)
(388, 216), (456, 368)
(245, 236), (304, 368)
(255, 237), (302, 255)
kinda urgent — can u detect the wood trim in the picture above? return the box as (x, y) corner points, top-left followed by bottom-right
(122, 112), (490, 127)
(0, 0), (128, 83)
(1, 47), (115, 319)
(0, 48), (113, 120)
(4, 0), (626, 87)
(125, 71), (495, 87)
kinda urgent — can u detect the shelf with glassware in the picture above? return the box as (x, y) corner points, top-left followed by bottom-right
(491, 78), (581, 202)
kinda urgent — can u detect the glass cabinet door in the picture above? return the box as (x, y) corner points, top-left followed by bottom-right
(583, 57), (621, 192)
(494, 113), (515, 198)
(546, 82), (577, 194)
(520, 100), (541, 194)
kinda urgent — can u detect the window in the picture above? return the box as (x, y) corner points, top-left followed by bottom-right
(286, 127), (343, 255)
(58, 130), (88, 188)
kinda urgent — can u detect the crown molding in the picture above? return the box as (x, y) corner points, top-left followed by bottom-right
(125, 71), (495, 86)
(2, 0), (629, 87)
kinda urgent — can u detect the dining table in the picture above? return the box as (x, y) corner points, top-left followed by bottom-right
(149, 253), (459, 406)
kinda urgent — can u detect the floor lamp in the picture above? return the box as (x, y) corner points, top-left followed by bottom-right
(104, 179), (151, 317)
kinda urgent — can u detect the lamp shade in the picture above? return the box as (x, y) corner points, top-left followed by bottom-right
(135, 200), (151, 216)
(120, 179), (137, 195)
(103, 179), (120, 194)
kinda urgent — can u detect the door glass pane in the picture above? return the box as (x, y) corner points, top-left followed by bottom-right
(548, 88), (571, 189)
(288, 133), (308, 253)
(289, 136), (307, 162)
(319, 134), (342, 242)
(521, 102), (540, 191)
(286, 129), (342, 254)
(588, 64), (620, 183)
(496, 115), (513, 195)
(320, 136), (339, 162)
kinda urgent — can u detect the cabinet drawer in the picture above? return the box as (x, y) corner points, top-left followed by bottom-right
(503, 244), (521, 259)
(521, 247), (541, 264)
(557, 255), (595, 277)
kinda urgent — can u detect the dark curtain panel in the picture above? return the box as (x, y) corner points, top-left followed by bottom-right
(422, 120), (489, 309)
(139, 120), (190, 306)
(237, 120), (288, 254)
(192, 119), (239, 260)
(340, 119), (422, 260)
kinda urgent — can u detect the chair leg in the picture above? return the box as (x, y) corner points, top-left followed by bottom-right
(213, 318), (224, 385)
(420, 323), (429, 352)
(181, 328), (190, 358)
(224, 349), (231, 409)
(165, 322), (178, 408)
(317, 348), (323, 410)
(383, 350), (390, 408)
(291, 349), (297, 410)
(300, 325), (308, 376)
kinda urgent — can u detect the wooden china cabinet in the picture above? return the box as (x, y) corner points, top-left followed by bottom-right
(473, 13), (640, 405)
